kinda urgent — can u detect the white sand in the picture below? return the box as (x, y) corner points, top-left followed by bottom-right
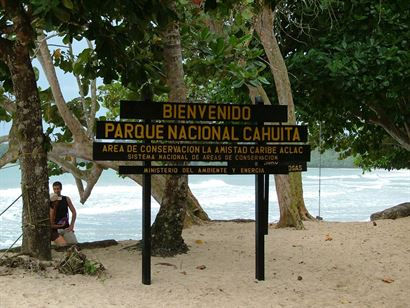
(1, 217), (409, 308)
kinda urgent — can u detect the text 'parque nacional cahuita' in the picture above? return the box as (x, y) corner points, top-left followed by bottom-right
(102, 123), (304, 142)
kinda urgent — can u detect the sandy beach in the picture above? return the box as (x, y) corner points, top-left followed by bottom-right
(1, 217), (409, 308)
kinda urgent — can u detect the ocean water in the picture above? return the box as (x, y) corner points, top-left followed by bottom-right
(0, 165), (409, 249)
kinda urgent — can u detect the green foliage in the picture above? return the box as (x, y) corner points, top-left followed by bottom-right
(182, 0), (409, 170)
(47, 160), (65, 176)
(41, 87), (90, 143)
(308, 149), (356, 168)
(98, 83), (138, 119)
(3, 0), (408, 174)
(58, 246), (106, 278)
(83, 259), (105, 276)
(2, 0), (173, 93)
(181, 2), (272, 104)
(283, 0), (410, 170)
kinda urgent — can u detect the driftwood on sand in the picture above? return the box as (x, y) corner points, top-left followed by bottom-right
(370, 202), (410, 221)
(0, 239), (118, 253)
(53, 239), (118, 252)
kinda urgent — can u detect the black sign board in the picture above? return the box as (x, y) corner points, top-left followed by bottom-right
(96, 121), (308, 143)
(119, 162), (306, 175)
(93, 142), (310, 162)
(120, 101), (288, 122)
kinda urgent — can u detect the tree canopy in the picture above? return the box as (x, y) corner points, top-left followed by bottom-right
(284, 0), (410, 170)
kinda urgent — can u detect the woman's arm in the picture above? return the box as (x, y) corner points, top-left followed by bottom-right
(66, 197), (77, 232)
(50, 202), (64, 229)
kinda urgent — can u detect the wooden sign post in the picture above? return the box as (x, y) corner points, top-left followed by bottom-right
(93, 97), (310, 284)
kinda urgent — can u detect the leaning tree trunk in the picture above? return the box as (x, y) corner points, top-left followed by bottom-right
(151, 0), (190, 256)
(184, 189), (209, 227)
(290, 172), (315, 220)
(255, 3), (314, 229)
(3, 27), (51, 258)
(151, 172), (189, 256)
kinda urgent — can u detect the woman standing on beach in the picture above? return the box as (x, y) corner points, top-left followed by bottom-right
(50, 193), (67, 246)
(51, 181), (78, 244)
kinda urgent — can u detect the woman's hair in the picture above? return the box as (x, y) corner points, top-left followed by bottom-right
(53, 181), (62, 189)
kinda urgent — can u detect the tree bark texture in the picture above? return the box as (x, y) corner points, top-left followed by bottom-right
(151, 172), (188, 256)
(254, 3), (314, 229)
(290, 172), (314, 220)
(151, 0), (191, 256)
(5, 37), (51, 260)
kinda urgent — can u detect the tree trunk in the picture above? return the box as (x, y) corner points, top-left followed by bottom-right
(151, 170), (189, 256)
(275, 175), (303, 229)
(6, 44), (51, 260)
(290, 172), (315, 220)
(249, 86), (315, 225)
(254, 3), (314, 229)
(184, 189), (209, 227)
(150, 0), (192, 256)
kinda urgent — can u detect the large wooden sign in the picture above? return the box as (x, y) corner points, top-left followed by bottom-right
(92, 98), (311, 285)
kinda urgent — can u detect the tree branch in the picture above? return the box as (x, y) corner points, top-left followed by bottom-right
(0, 120), (18, 168)
(31, 33), (60, 59)
(254, 2), (296, 123)
(0, 145), (18, 168)
(68, 42), (89, 128)
(80, 164), (103, 204)
(404, 122), (410, 142)
(247, 84), (271, 105)
(0, 37), (13, 62)
(48, 150), (103, 203)
(398, 98), (410, 139)
(86, 39), (98, 139)
(74, 174), (85, 200)
(48, 152), (87, 179)
(71, 156), (85, 200)
(36, 35), (89, 143)
(50, 142), (79, 157)
(368, 103), (410, 151)
(0, 96), (16, 113)
(0, 135), (8, 144)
